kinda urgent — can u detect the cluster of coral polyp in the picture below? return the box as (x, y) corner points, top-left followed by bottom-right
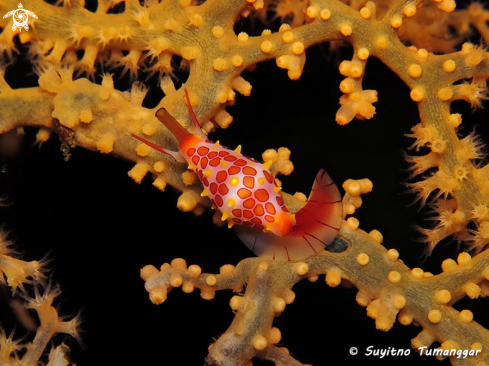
(1, 0), (489, 364)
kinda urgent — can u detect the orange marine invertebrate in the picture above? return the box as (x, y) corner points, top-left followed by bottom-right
(133, 90), (342, 261)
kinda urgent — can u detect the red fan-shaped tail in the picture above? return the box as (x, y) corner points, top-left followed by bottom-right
(234, 169), (342, 261)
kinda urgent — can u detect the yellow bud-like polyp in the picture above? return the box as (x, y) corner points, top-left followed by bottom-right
(438, 87), (453, 101)
(142, 123), (157, 136)
(182, 282), (194, 293)
(464, 282), (481, 299)
(356, 253), (369, 265)
(268, 327), (282, 344)
(140, 264), (158, 281)
(417, 48), (429, 60)
(346, 217), (359, 230)
(392, 294), (406, 309)
(291, 42), (305, 55)
(441, 258), (458, 272)
(377, 37), (388, 49)
(369, 230), (383, 243)
(411, 268), (424, 279)
(213, 58), (228, 72)
(153, 176), (167, 191)
(459, 309), (473, 323)
(390, 15), (402, 28)
(170, 273), (183, 287)
(273, 297), (286, 312)
(36, 129), (51, 143)
(231, 55), (244, 67)
(408, 64), (422, 78)
(398, 310), (413, 325)
(349, 63), (363, 78)
(388, 271), (401, 284)
(443, 59), (456, 72)
(252, 335), (267, 351)
(282, 31), (295, 44)
(386, 249), (399, 261)
(128, 163), (150, 183)
(326, 268), (342, 287)
(181, 46), (199, 60)
(189, 13), (203, 27)
(357, 48), (369, 60)
(260, 40), (274, 53)
(284, 289), (295, 304)
(457, 252), (472, 266)
(320, 9), (331, 20)
(149, 288), (167, 304)
(188, 264), (202, 278)
(306, 6), (319, 18)
(410, 86), (425, 102)
(230, 295), (243, 310)
(340, 23), (352, 36)
(212, 26), (224, 38)
(79, 109), (93, 123)
(279, 24), (291, 32)
(360, 7), (371, 19)
(448, 113), (462, 128)
(403, 3), (416, 16)
(295, 262), (309, 275)
(206, 275), (217, 286)
(97, 134), (115, 154)
(182, 171), (197, 186)
(471, 342), (483, 352)
(238, 32), (249, 42)
(340, 78), (355, 94)
(136, 144), (151, 157)
(428, 309), (442, 323)
(434, 289), (451, 304)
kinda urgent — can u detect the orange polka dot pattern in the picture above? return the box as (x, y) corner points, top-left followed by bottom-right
(185, 140), (295, 234)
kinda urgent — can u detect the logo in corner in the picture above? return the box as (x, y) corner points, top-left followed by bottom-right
(2, 3), (38, 32)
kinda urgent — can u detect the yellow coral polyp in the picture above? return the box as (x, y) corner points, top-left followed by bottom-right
(212, 26), (225, 38)
(428, 309), (442, 323)
(359, 7), (371, 19)
(443, 59), (456, 72)
(403, 3), (417, 17)
(189, 13), (203, 27)
(390, 15), (402, 28)
(153, 176), (167, 191)
(320, 9), (331, 20)
(459, 309), (473, 323)
(410, 268), (424, 279)
(388, 271), (401, 284)
(357, 48), (369, 60)
(306, 6), (319, 19)
(181, 46), (200, 60)
(386, 249), (399, 261)
(260, 40), (274, 53)
(410, 86), (425, 102)
(291, 42), (305, 55)
(97, 134), (115, 154)
(356, 253), (369, 266)
(438, 87), (453, 101)
(252, 335), (267, 350)
(408, 64), (422, 78)
(339, 24), (352, 37)
(294, 262), (308, 275)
